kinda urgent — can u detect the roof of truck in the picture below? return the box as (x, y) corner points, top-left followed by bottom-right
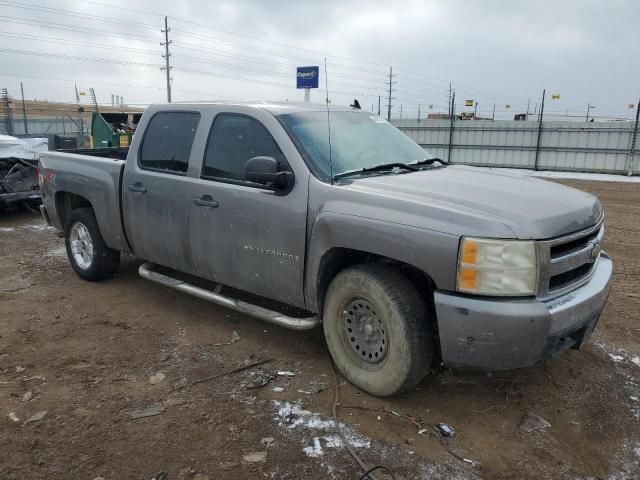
(161, 101), (360, 115)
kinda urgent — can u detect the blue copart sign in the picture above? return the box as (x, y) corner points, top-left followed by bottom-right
(296, 66), (319, 89)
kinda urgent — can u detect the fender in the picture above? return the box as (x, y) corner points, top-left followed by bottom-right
(304, 209), (460, 312)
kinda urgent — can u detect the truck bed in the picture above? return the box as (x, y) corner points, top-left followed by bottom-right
(38, 150), (129, 251)
(57, 147), (129, 160)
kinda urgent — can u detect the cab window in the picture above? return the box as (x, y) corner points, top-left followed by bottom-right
(139, 112), (200, 173)
(202, 114), (286, 181)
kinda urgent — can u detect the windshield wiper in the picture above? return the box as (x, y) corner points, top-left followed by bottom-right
(333, 162), (418, 181)
(408, 157), (447, 167)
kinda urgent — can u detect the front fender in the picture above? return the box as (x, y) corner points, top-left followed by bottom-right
(305, 210), (459, 311)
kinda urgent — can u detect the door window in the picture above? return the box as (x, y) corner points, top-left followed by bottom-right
(202, 114), (286, 181)
(139, 112), (200, 173)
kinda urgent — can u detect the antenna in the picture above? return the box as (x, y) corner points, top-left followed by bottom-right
(324, 57), (333, 185)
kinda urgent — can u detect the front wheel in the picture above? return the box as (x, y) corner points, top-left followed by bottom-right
(64, 207), (120, 281)
(323, 264), (434, 397)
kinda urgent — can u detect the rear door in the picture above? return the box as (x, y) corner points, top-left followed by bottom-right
(122, 110), (200, 273)
(187, 110), (308, 308)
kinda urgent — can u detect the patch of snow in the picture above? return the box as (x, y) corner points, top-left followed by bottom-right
(0, 227), (16, 232)
(303, 437), (324, 458)
(273, 401), (370, 452)
(47, 246), (67, 258)
(608, 442), (640, 480)
(302, 435), (366, 458)
(21, 224), (52, 231)
(610, 354), (625, 362)
(272, 399), (480, 479)
(631, 356), (640, 367)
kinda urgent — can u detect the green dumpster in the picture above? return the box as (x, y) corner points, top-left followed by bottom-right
(90, 112), (143, 148)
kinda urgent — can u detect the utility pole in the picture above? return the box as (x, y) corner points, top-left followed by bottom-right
(377, 95), (381, 116)
(399, 104), (403, 121)
(447, 91), (456, 163)
(586, 102), (592, 123)
(161, 16), (172, 103)
(20, 82), (28, 135)
(492, 103), (495, 121)
(534, 89), (546, 170)
(526, 98), (530, 117)
(474, 101), (478, 119)
(627, 98), (640, 175)
(417, 104), (421, 123)
(386, 67), (395, 121)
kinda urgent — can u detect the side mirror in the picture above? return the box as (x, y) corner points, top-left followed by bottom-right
(244, 156), (293, 191)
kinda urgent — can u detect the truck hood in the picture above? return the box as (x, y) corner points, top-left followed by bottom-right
(345, 165), (602, 239)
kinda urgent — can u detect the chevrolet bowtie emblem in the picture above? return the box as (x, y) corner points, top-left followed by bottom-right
(590, 241), (602, 261)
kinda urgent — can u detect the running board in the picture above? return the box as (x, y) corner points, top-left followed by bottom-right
(138, 262), (321, 331)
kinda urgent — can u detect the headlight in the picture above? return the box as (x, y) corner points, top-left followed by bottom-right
(457, 237), (538, 296)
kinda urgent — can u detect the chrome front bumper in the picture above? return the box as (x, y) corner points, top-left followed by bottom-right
(434, 254), (612, 370)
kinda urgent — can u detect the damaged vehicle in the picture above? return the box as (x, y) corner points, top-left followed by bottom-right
(0, 135), (46, 210)
(38, 102), (612, 397)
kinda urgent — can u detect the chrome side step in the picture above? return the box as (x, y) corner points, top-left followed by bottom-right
(138, 262), (321, 331)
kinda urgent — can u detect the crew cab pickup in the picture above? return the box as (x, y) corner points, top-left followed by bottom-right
(38, 102), (612, 396)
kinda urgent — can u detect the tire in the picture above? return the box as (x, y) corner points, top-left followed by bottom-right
(323, 264), (434, 397)
(64, 207), (120, 281)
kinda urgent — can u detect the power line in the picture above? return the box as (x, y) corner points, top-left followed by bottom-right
(0, 2), (451, 100)
(0, 15), (159, 42)
(0, 47), (160, 68)
(75, 0), (166, 17)
(77, 0), (395, 71)
(0, 31), (161, 56)
(173, 66), (380, 99)
(0, 72), (249, 102)
(0, 0), (159, 30)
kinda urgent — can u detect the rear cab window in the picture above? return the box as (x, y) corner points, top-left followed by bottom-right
(139, 112), (200, 174)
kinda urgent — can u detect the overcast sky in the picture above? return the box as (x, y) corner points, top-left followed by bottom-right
(1, 0), (638, 120)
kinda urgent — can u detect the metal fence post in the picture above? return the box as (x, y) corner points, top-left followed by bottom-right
(20, 82), (28, 135)
(447, 91), (456, 163)
(534, 89), (546, 170)
(627, 99), (640, 175)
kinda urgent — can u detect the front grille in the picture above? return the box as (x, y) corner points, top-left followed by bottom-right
(537, 220), (604, 298)
(550, 230), (599, 259)
(549, 263), (594, 291)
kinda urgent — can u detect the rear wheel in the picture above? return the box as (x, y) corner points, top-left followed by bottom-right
(64, 207), (120, 281)
(323, 264), (434, 397)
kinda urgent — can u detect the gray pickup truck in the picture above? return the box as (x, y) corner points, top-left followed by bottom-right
(38, 102), (612, 396)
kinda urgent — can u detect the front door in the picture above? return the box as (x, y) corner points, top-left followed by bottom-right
(188, 112), (307, 308)
(122, 110), (200, 272)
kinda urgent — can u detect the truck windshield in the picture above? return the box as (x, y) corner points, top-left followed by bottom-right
(278, 111), (437, 182)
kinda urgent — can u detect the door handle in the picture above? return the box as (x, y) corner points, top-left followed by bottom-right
(126, 182), (147, 193)
(192, 195), (219, 208)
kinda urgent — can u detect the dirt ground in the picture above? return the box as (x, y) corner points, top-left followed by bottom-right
(1, 179), (639, 480)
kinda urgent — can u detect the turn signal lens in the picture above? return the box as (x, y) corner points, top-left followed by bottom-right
(458, 267), (477, 290)
(461, 239), (478, 264)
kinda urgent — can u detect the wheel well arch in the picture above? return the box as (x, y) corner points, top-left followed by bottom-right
(314, 247), (438, 315)
(55, 191), (93, 228)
